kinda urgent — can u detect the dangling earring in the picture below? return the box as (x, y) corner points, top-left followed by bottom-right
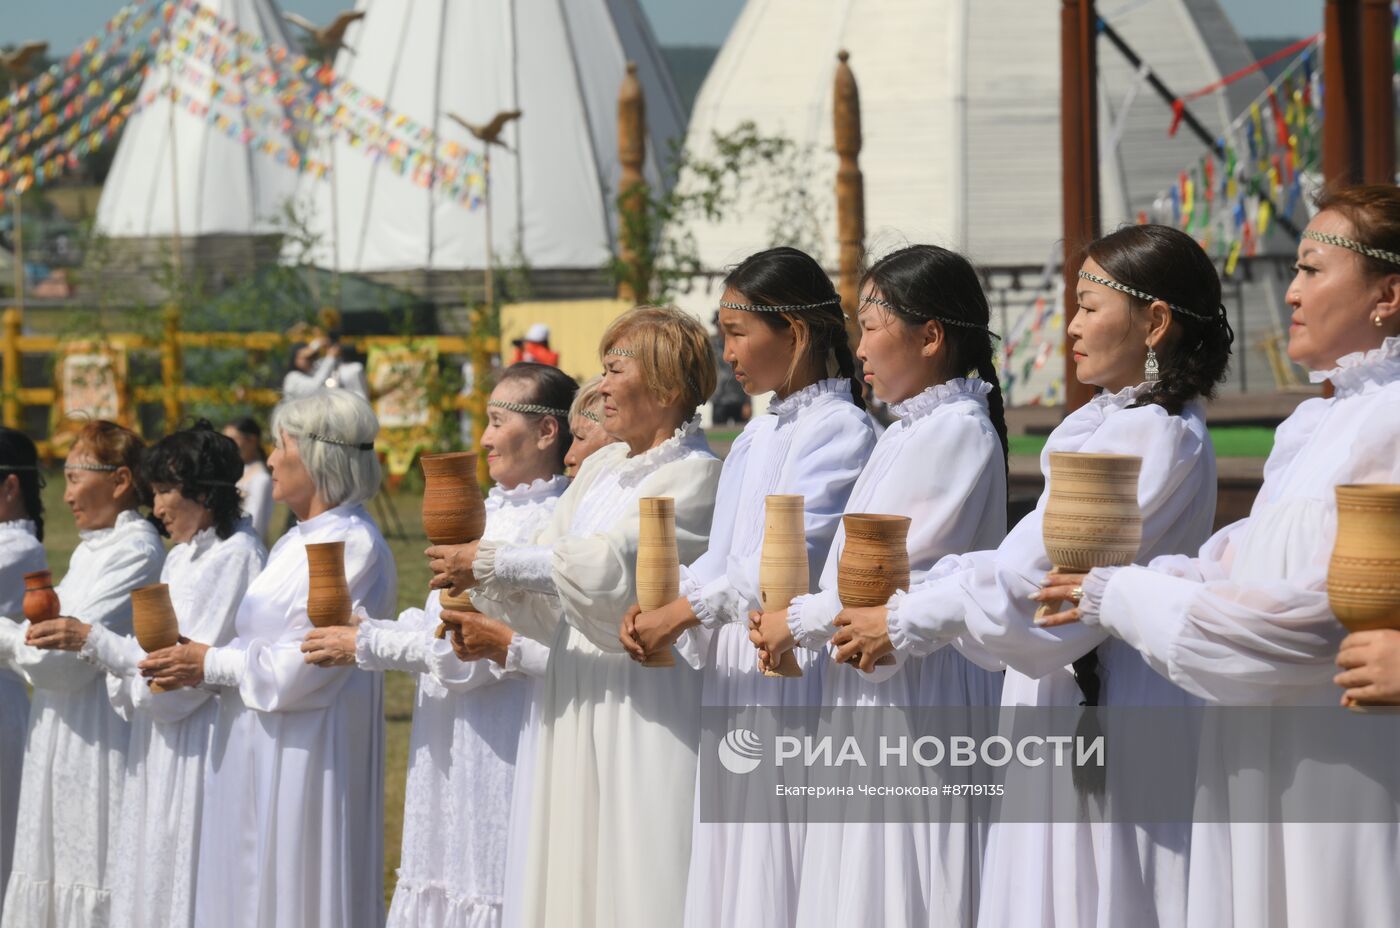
(1144, 346), (1160, 386)
(1376, 313), (1386, 328)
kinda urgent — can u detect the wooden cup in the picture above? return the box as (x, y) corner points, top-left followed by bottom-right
(1038, 452), (1143, 619)
(305, 541), (353, 628)
(836, 514), (911, 667)
(131, 582), (181, 693)
(22, 570), (60, 624)
(1329, 484), (1400, 633)
(758, 494), (807, 678)
(636, 496), (679, 668)
(420, 451), (488, 638)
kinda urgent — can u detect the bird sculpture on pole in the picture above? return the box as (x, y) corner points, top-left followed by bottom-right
(284, 10), (366, 55)
(0, 41), (48, 81)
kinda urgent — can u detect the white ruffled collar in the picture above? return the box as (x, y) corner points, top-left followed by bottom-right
(1089, 382), (1149, 410)
(0, 518), (36, 537)
(78, 507), (146, 546)
(615, 416), (709, 482)
(769, 378), (852, 418)
(890, 377), (991, 421)
(1308, 334), (1400, 396)
(292, 502), (362, 539)
(488, 474), (570, 508)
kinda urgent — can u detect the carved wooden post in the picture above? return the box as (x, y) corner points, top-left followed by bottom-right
(2, 307), (20, 429)
(617, 62), (647, 303)
(833, 50), (864, 345)
(161, 303), (182, 429)
(1323, 0), (1362, 185)
(1060, 0), (1100, 413)
(1360, 0), (1395, 184)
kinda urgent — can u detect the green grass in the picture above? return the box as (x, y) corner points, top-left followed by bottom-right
(1008, 425), (1275, 459)
(37, 474), (426, 906)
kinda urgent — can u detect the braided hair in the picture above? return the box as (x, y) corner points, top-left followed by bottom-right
(143, 420), (246, 539)
(0, 427), (44, 541)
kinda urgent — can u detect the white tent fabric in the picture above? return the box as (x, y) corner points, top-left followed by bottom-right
(681, 0), (1266, 272)
(290, 0), (684, 273)
(95, 0), (306, 238)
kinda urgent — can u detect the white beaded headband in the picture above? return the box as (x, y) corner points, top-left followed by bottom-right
(1077, 271), (1217, 323)
(1303, 230), (1400, 268)
(719, 297), (842, 313)
(64, 462), (119, 472)
(306, 432), (375, 451)
(860, 295), (1002, 340)
(604, 347), (699, 394)
(580, 409), (603, 424)
(488, 399), (570, 418)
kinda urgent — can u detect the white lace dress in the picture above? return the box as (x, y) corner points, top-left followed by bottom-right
(1077, 337), (1400, 927)
(788, 379), (1008, 928)
(0, 509), (165, 928)
(356, 477), (566, 928)
(892, 384), (1218, 928)
(473, 419), (722, 928)
(0, 519), (46, 919)
(675, 379), (875, 928)
(78, 521), (265, 928)
(195, 504), (397, 928)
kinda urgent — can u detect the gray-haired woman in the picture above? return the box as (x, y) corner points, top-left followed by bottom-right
(142, 390), (397, 928)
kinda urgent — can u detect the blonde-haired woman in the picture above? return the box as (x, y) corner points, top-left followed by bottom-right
(434, 306), (722, 927)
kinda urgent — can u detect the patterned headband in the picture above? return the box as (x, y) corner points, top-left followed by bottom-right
(1077, 271), (1218, 323)
(1303, 230), (1400, 269)
(719, 297), (843, 314)
(306, 432), (375, 451)
(488, 399), (570, 418)
(65, 462), (119, 472)
(0, 464), (38, 471)
(860, 296), (1003, 340)
(580, 409), (603, 424)
(606, 348), (636, 358)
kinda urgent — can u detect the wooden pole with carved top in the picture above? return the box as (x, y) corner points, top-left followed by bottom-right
(617, 62), (647, 303)
(834, 50), (865, 347)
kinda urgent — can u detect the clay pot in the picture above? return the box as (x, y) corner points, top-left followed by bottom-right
(759, 494), (807, 678)
(131, 583), (181, 652)
(305, 541), (353, 628)
(636, 496), (679, 667)
(420, 451), (486, 545)
(22, 570), (60, 624)
(1328, 484), (1400, 633)
(1041, 452), (1143, 571)
(837, 514), (912, 608)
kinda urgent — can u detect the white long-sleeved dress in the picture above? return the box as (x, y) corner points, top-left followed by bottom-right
(238, 460), (274, 540)
(677, 379), (875, 928)
(890, 383), (1217, 928)
(195, 503), (396, 928)
(788, 379), (1009, 928)
(473, 419), (722, 928)
(1076, 336), (1400, 927)
(356, 476), (566, 928)
(78, 521), (265, 927)
(0, 509), (165, 928)
(0, 519), (46, 919)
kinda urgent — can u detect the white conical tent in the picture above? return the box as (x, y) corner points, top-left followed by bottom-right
(95, 0), (306, 237)
(291, 0), (685, 273)
(680, 0), (1266, 272)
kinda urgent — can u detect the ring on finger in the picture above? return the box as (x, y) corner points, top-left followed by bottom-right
(1070, 586), (1084, 604)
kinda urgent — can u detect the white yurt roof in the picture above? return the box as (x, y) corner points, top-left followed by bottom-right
(95, 0), (306, 238)
(290, 0), (685, 273)
(683, 0), (1267, 272)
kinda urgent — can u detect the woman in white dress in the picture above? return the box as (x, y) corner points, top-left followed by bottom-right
(621, 248), (876, 928)
(837, 224), (1234, 927)
(143, 390), (396, 928)
(749, 245), (1011, 926)
(225, 417), (274, 540)
(1036, 186), (1400, 926)
(301, 364), (577, 928)
(0, 421), (165, 928)
(0, 428), (47, 919)
(33, 422), (265, 926)
(437, 306), (722, 927)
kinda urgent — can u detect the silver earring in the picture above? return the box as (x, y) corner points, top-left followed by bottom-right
(1144, 347), (1160, 386)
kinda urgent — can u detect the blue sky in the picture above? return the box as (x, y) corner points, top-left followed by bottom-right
(9, 0), (1321, 55)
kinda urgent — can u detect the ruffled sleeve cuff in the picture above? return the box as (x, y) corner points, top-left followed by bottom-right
(203, 645), (246, 689)
(79, 622), (143, 677)
(885, 590), (929, 656)
(504, 634), (551, 679)
(1077, 567), (1119, 627)
(355, 620), (432, 674)
(683, 571), (744, 630)
(788, 590), (838, 651)
(475, 541), (556, 596)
